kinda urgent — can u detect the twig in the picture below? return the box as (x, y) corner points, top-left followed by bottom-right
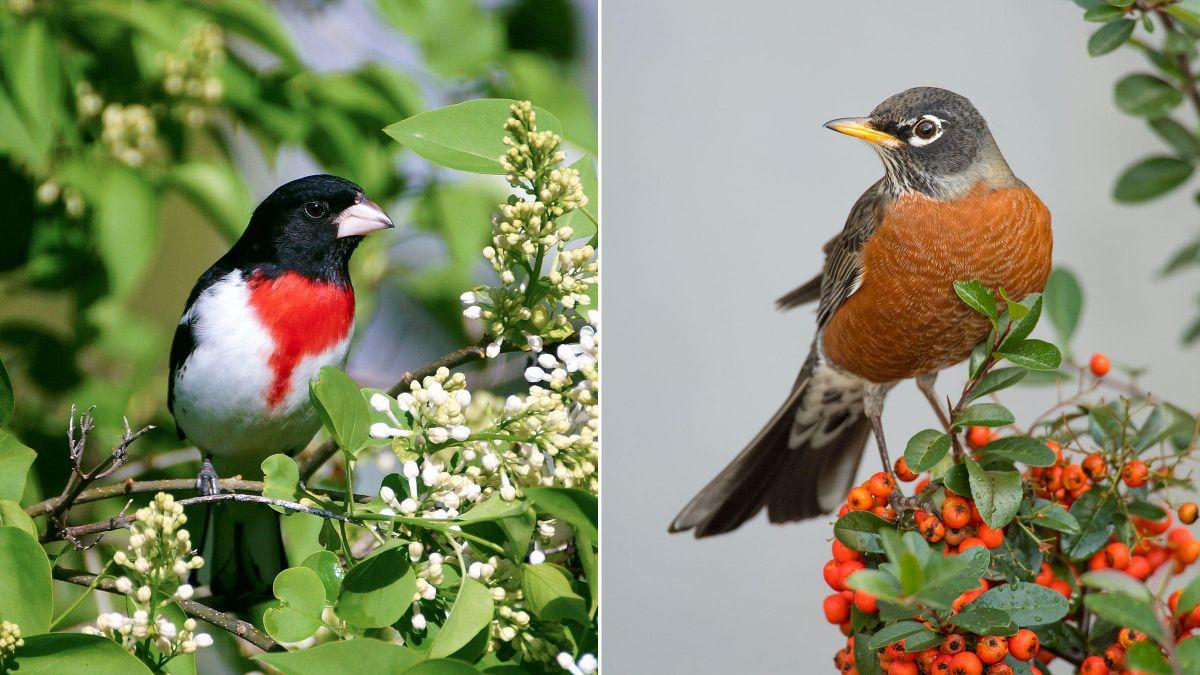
(26, 478), (371, 518)
(1156, 8), (1200, 117)
(51, 567), (279, 652)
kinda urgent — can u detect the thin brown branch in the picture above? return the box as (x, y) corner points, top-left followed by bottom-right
(1156, 9), (1200, 116)
(50, 566), (279, 652)
(26, 478), (371, 518)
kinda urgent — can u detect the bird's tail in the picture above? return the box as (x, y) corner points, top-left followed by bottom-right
(669, 353), (872, 537)
(201, 500), (286, 607)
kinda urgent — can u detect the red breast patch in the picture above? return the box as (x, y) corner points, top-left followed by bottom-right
(247, 271), (354, 409)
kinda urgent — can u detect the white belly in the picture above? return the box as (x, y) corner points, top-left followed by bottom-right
(171, 271), (351, 475)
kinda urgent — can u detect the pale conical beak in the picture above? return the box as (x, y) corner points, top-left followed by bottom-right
(336, 197), (394, 238)
(824, 117), (901, 148)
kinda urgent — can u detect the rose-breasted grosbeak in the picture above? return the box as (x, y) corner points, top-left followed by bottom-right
(168, 174), (392, 599)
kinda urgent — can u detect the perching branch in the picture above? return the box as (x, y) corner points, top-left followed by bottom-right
(50, 567), (279, 653)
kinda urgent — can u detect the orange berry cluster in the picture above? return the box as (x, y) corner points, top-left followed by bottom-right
(839, 471), (899, 521)
(831, 628), (1046, 675)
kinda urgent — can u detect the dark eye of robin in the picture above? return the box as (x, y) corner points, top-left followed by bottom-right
(303, 202), (328, 219)
(914, 119), (938, 140)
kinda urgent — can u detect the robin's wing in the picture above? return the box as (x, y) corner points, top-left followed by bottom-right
(775, 234), (838, 310)
(816, 179), (890, 329)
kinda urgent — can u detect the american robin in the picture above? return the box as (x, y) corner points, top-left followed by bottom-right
(670, 87), (1052, 537)
(169, 175), (393, 598)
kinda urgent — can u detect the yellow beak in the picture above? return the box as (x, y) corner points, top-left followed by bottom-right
(824, 117), (900, 148)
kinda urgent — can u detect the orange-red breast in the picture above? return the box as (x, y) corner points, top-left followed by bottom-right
(671, 87), (1052, 537)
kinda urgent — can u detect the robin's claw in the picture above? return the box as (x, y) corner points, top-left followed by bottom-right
(196, 457), (220, 496)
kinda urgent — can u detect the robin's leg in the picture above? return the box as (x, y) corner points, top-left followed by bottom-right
(196, 454), (220, 496)
(915, 371), (952, 432)
(863, 382), (892, 474)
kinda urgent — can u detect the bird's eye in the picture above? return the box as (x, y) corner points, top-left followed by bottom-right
(303, 202), (328, 219)
(909, 116), (943, 146)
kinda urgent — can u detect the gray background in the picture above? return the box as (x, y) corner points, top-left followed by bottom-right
(601, 1), (1200, 672)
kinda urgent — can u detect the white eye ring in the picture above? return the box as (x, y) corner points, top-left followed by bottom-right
(908, 115), (944, 147)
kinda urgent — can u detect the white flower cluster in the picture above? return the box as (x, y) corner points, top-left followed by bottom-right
(557, 652), (598, 675)
(370, 367), (472, 448)
(0, 620), (22, 666)
(83, 493), (210, 661)
(101, 103), (159, 168)
(461, 101), (594, 354)
(161, 24), (224, 126)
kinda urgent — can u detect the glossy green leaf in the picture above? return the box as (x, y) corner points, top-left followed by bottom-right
(1133, 403), (1195, 451)
(0, 526), (52, 635)
(1089, 404), (1124, 446)
(309, 366), (370, 454)
(1062, 489), (1117, 560)
(966, 367), (1027, 403)
(335, 546), (415, 628)
(521, 563), (587, 625)
(1088, 18), (1135, 55)
(301, 551), (344, 605)
(0, 429), (35, 500)
(3, 19), (62, 169)
(429, 577), (495, 658)
(262, 454), (301, 513)
(867, 621), (929, 650)
(1031, 502), (1081, 534)
(1150, 117), (1200, 158)
(903, 429), (952, 472)
(953, 280), (997, 321)
(1043, 267), (1083, 344)
(844, 569), (901, 602)
(969, 582), (1068, 626)
(999, 293), (1042, 351)
(1125, 640), (1171, 675)
(203, 0), (300, 67)
(979, 436), (1056, 467)
(1081, 569), (1154, 602)
(950, 607), (1017, 636)
(1176, 572), (1200, 615)
(834, 510), (893, 553)
(1116, 74), (1183, 117)
(997, 339), (1062, 371)
(1179, 636), (1200, 675)
(943, 463), (972, 497)
(953, 403), (1015, 428)
(1085, 5), (1126, 21)
(1085, 593), (1164, 640)
(384, 99), (562, 174)
(965, 459), (1022, 528)
(13, 633), (153, 674)
(0, 499), (36, 537)
(255, 639), (424, 675)
(96, 167), (158, 296)
(524, 487), (597, 542)
(1114, 155), (1194, 202)
(264, 567), (327, 643)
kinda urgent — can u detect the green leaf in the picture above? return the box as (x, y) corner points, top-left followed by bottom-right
(557, 155), (598, 241)
(966, 367), (1027, 403)
(0, 526), (52, 635)
(1085, 593), (1164, 640)
(1088, 19), (1136, 56)
(12, 633), (154, 674)
(264, 567), (327, 643)
(2, 19), (62, 170)
(921, 547), (991, 608)
(166, 162), (253, 243)
(1114, 155), (1194, 202)
(844, 569), (901, 602)
(1133, 403), (1195, 451)
(1129, 500), (1167, 520)
(335, 546), (416, 628)
(1031, 502), (1081, 534)
(999, 293), (1042, 351)
(1116, 74), (1184, 117)
(953, 403), (1015, 428)
(965, 459), (1022, 528)
(1081, 569), (1154, 602)
(854, 631), (882, 675)
(943, 463), (972, 497)
(950, 607), (1017, 636)
(309, 366), (370, 454)
(1085, 5), (1127, 21)
(524, 487), (597, 542)
(968, 338), (992, 380)
(255, 639), (424, 675)
(898, 551), (924, 597)
(1062, 490), (1117, 560)
(1177, 573), (1200, 615)
(979, 437), (1057, 467)
(1150, 117), (1200, 158)
(1089, 404), (1124, 447)
(0, 429), (35, 501)
(834, 510), (893, 553)
(402, 661), (480, 675)
(1126, 640), (1172, 675)
(301, 551), (344, 605)
(521, 563), (587, 625)
(384, 99), (562, 174)
(203, 0), (300, 68)
(1043, 268), (1083, 345)
(0, 356), (12, 426)
(1179, 636), (1200, 675)
(969, 582), (1069, 626)
(997, 339), (1062, 371)
(1163, 240), (1200, 276)
(429, 576), (495, 658)
(262, 454), (301, 513)
(0, 499), (36, 537)
(96, 167), (158, 297)
(903, 429), (952, 472)
(867, 621), (930, 649)
(953, 280), (997, 321)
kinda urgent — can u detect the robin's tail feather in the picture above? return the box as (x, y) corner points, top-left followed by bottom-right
(669, 357), (871, 537)
(201, 501), (287, 608)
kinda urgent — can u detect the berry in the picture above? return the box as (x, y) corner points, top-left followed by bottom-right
(1125, 555), (1151, 580)
(966, 426), (993, 450)
(823, 593), (851, 624)
(889, 661), (918, 675)
(833, 539), (860, 563)
(958, 537), (987, 552)
(1080, 655), (1109, 675)
(853, 589), (877, 614)
(1181, 502), (1198, 525)
(847, 486), (874, 511)
(975, 636), (1007, 664)
(1048, 578), (1072, 599)
(1176, 538), (1200, 565)
(949, 651), (983, 675)
(985, 665), (1013, 675)
(942, 494), (971, 529)
(866, 471), (895, 500)
(1103, 542), (1130, 570)
(977, 523), (1004, 549)
(1061, 464), (1087, 492)
(894, 457), (918, 482)
(837, 560), (865, 588)
(823, 560), (842, 590)
(1044, 441), (1063, 465)
(1121, 460), (1148, 487)
(1102, 643), (1124, 669)
(920, 516), (946, 543)
(1082, 453), (1107, 481)
(930, 655), (953, 674)
(1008, 629), (1038, 661)
(1117, 627), (1144, 648)
(940, 633), (965, 655)
(1089, 353), (1110, 376)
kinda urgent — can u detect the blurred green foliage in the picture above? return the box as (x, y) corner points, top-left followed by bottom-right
(0, 0), (594, 487)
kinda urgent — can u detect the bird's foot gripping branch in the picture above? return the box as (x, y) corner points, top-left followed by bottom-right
(0, 101), (598, 674)
(825, 274), (1200, 675)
